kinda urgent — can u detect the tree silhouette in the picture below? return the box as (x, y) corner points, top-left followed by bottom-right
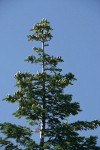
(0, 18), (100, 150)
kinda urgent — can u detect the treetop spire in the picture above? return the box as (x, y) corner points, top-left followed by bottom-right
(28, 18), (53, 42)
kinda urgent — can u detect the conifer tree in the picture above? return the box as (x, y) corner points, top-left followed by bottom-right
(0, 18), (100, 150)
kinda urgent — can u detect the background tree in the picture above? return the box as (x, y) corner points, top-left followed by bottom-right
(0, 18), (100, 150)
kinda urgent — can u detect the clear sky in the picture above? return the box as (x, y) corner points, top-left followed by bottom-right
(0, 0), (100, 145)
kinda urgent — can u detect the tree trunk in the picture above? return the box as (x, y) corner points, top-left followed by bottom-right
(40, 41), (45, 150)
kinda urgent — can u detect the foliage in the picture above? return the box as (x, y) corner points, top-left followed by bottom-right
(0, 18), (100, 150)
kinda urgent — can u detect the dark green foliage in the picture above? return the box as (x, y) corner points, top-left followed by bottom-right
(0, 18), (100, 149)
(0, 123), (38, 150)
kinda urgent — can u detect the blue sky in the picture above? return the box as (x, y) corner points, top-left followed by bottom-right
(0, 0), (100, 145)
